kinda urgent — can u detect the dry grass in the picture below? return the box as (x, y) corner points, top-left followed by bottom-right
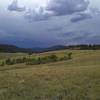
(0, 50), (100, 100)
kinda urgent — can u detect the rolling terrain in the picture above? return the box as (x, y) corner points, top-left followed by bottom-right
(0, 50), (100, 100)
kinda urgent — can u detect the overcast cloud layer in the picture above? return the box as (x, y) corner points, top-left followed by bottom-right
(0, 0), (100, 48)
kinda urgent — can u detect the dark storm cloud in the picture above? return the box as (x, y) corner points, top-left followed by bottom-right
(0, 29), (11, 38)
(24, 8), (52, 22)
(59, 31), (76, 37)
(0, 0), (100, 47)
(8, 0), (25, 12)
(24, 0), (90, 21)
(47, 0), (89, 16)
(70, 35), (100, 44)
(90, 7), (100, 15)
(71, 13), (92, 23)
(47, 26), (63, 31)
(58, 30), (100, 45)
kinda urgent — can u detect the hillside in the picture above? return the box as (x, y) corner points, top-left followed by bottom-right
(1, 44), (100, 53)
(0, 50), (100, 100)
(0, 44), (33, 53)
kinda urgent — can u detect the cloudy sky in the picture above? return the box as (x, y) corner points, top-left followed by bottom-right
(0, 0), (100, 48)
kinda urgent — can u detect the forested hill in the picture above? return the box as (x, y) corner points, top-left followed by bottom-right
(0, 44), (33, 53)
(33, 45), (100, 52)
(0, 44), (100, 53)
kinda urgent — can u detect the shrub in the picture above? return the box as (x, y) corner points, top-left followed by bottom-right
(68, 52), (72, 59)
(26, 55), (58, 65)
(60, 56), (68, 61)
(0, 61), (5, 66)
(40, 56), (50, 64)
(2, 53), (73, 66)
(37, 57), (42, 64)
(22, 57), (28, 63)
(5, 58), (12, 65)
(28, 52), (33, 56)
(26, 58), (38, 65)
(15, 57), (27, 64)
(47, 54), (58, 62)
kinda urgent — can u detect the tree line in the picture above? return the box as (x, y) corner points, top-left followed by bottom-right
(0, 53), (72, 66)
(1, 44), (100, 53)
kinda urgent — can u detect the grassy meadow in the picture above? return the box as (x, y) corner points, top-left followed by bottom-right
(0, 50), (100, 100)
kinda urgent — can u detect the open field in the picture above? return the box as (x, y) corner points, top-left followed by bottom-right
(0, 53), (27, 60)
(0, 50), (100, 100)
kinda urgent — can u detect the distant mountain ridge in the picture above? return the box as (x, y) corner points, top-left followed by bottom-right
(0, 44), (100, 53)
(0, 44), (33, 53)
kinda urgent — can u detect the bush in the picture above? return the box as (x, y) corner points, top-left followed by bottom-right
(47, 54), (58, 62)
(2, 53), (73, 66)
(15, 57), (28, 64)
(37, 57), (42, 64)
(5, 57), (29, 65)
(68, 52), (72, 59)
(5, 58), (13, 65)
(26, 55), (58, 65)
(40, 56), (50, 64)
(28, 52), (33, 56)
(26, 57), (39, 65)
(0, 61), (5, 66)
(22, 57), (28, 63)
(60, 56), (68, 61)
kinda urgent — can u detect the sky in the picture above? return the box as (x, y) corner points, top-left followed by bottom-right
(0, 0), (100, 48)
